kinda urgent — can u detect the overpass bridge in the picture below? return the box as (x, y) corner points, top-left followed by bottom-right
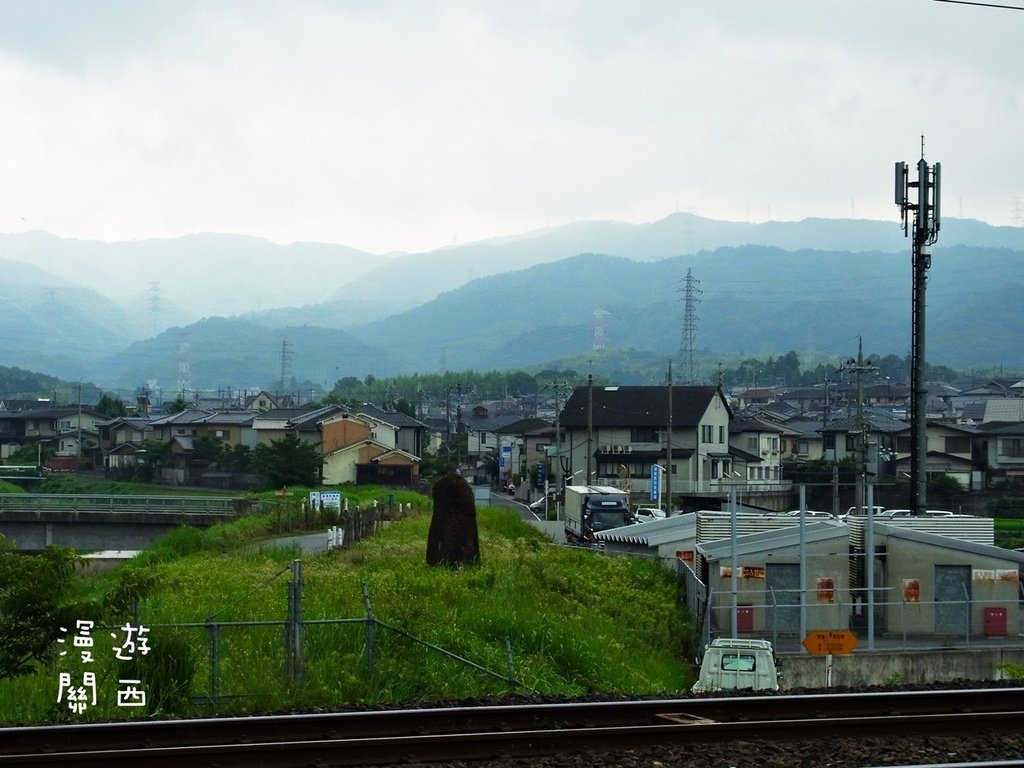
(0, 494), (259, 552)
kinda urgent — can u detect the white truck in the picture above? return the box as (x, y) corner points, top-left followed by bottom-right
(692, 638), (782, 693)
(563, 485), (631, 545)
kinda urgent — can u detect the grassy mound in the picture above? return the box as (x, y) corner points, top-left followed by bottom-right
(0, 507), (693, 723)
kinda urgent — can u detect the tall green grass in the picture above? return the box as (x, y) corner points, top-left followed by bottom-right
(0, 507), (692, 724)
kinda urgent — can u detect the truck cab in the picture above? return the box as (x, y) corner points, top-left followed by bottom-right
(692, 638), (782, 693)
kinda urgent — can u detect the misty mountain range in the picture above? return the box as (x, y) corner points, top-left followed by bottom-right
(1, 212), (1022, 395)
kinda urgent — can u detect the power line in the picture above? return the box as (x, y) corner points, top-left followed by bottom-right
(932, 0), (1024, 9)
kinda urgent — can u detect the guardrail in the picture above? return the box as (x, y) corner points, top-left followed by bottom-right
(0, 494), (251, 514)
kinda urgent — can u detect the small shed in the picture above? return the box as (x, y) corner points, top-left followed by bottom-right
(697, 521), (850, 647)
(869, 523), (1024, 640)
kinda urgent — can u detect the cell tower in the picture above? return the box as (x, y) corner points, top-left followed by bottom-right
(678, 269), (702, 383)
(895, 137), (941, 516)
(592, 308), (610, 350)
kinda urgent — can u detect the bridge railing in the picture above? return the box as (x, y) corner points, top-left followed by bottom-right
(0, 494), (251, 514)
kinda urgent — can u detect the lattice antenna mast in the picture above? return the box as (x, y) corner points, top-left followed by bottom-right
(147, 282), (162, 337)
(592, 308), (610, 350)
(176, 335), (192, 399)
(278, 338), (293, 396)
(678, 268), (702, 383)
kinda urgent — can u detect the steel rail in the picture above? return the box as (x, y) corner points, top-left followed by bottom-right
(3, 709), (1024, 767)
(4, 686), (1022, 757)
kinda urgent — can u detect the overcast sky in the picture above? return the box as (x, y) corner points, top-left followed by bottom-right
(0, 0), (1021, 255)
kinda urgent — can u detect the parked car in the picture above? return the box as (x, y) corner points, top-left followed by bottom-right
(784, 509), (835, 519)
(633, 506), (667, 522)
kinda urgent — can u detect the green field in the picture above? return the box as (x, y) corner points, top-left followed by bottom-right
(0, 504), (694, 725)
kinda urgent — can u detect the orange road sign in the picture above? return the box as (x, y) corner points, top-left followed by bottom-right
(802, 629), (859, 656)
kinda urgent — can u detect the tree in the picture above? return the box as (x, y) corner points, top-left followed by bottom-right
(96, 393), (127, 418)
(426, 473), (480, 567)
(190, 435), (226, 468)
(6, 441), (54, 467)
(251, 434), (322, 488)
(0, 539), (85, 681)
(166, 395), (188, 414)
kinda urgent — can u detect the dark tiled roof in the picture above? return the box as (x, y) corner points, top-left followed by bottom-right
(494, 417), (553, 435)
(560, 385), (725, 428)
(729, 416), (785, 434)
(354, 404), (429, 429)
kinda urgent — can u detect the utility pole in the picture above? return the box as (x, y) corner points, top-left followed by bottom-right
(665, 361), (673, 514)
(895, 139), (941, 515)
(586, 374), (593, 484)
(839, 339), (878, 516)
(547, 378), (571, 501)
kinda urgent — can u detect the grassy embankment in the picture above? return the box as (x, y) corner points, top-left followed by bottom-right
(0, 499), (693, 725)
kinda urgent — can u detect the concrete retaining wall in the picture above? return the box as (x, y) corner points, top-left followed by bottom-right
(780, 646), (1024, 689)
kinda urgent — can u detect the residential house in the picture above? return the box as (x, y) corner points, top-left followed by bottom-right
(728, 416), (785, 486)
(320, 409), (420, 486)
(0, 406), (106, 469)
(251, 406), (342, 446)
(463, 408), (526, 477)
(976, 420), (1024, 488)
(558, 385), (736, 511)
(493, 417), (554, 491)
(243, 390), (278, 412)
(98, 416), (154, 472)
(890, 420), (981, 491)
(142, 409), (258, 484)
(820, 412), (905, 479)
(778, 417), (827, 463)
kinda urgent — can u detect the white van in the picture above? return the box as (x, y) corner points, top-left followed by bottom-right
(692, 638), (782, 693)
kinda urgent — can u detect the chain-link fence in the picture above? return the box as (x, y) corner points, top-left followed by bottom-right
(682, 560), (1024, 653)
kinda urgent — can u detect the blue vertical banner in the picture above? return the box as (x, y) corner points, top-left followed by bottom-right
(650, 464), (660, 502)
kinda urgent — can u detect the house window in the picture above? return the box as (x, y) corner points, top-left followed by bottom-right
(746, 437), (758, 452)
(1003, 438), (1024, 458)
(60, 419), (73, 430)
(944, 436), (970, 454)
(214, 430), (228, 439)
(796, 439), (809, 456)
(718, 426), (725, 443)
(710, 459), (719, 479)
(769, 437), (779, 451)
(845, 435), (858, 452)
(701, 425), (713, 443)
(630, 427), (658, 443)
(823, 435), (836, 450)
(480, 433), (487, 445)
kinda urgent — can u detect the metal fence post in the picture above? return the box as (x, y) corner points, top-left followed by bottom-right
(285, 559), (304, 687)
(963, 583), (971, 648)
(361, 581), (376, 670)
(504, 636), (515, 693)
(206, 619), (220, 700)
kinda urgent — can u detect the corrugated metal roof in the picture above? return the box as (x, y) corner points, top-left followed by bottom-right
(848, 516), (994, 548)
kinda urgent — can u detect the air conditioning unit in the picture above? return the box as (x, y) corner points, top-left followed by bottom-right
(613, 445), (623, 453)
(624, 445), (632, 453)
(601, 444), (611, 452)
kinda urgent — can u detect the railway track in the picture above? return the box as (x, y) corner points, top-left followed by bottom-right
(3, 688), (1023, 767)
